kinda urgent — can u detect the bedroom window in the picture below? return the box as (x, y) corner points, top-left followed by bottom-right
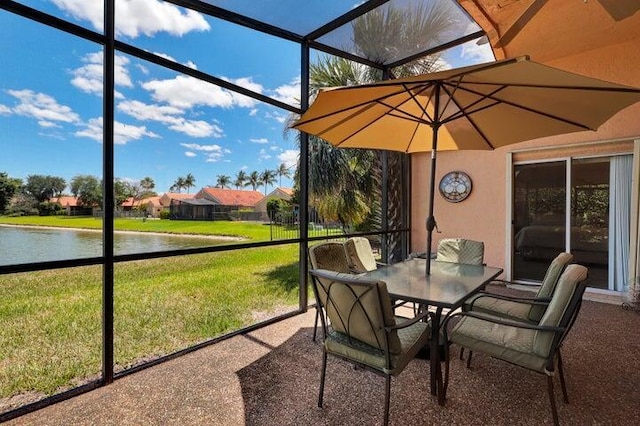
(513, 155), (631, 290)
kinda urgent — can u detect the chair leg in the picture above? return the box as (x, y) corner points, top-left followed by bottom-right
(383, 375), (391, 426)
(313, 308), (319, 342)
(547, 375), (560, 426)
(319, 351), (327, 408)
(557, 351), (569, 403)
(459, 347), (464, 360)
(466, 350), (473, 368)
(442, 342), (451, 403)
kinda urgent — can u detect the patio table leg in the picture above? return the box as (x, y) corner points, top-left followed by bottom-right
(430, 307), (444, 400)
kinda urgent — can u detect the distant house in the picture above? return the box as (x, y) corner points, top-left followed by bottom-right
(50, 196), (93, 216)
(140, 196), (162, 218)
(170, 187), (265, 221)
(160, 192), (194, 208)
(170, 198), (217, 220)
(254, 187), (294, 221)
(119, 197), (138, 211)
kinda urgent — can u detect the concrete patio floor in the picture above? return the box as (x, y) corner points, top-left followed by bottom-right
(5, 291), (640, 426)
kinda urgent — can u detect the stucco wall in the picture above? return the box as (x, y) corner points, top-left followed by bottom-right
(410, 38), (640, 273)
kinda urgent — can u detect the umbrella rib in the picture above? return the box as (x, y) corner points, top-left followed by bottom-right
(439, 83), (497, 149)
(294, 86), (414, 128)
(441, 82), (597, 131)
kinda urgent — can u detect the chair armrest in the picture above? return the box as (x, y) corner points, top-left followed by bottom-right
(386, 310), (430, 331)
(467, 292), (551, 310)
(443, 311), (564, 333)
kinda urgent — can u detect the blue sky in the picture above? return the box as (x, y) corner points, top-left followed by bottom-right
(0, 0), (493, 194)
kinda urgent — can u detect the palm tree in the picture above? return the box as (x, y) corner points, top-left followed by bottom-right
(260, 169), (277, 196)
(184, 173), (196, 193)
(234, 170), (248, 189)
(216, 174), (231, 189)
(289, 3), (452, 229)
(246, 171), (260, 191)
(276, 163), (291, 187)
(170, 176), (186, 193)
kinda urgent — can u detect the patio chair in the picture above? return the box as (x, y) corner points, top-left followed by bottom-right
(435, 238), (485, 265)
(411, 238), (485, 317)
(308, 241), (353, 341)
(442, 264), (589, 426)
(308, 269), (431, 426)
(459, 252), (574, 362)
(344, 236), (381, 273)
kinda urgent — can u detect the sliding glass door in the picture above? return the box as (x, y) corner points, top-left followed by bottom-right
(513, 156), (629, 290)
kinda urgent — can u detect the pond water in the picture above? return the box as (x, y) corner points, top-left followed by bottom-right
(0, 226), (234, 266)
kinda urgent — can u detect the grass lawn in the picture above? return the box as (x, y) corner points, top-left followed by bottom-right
(0, 216), (312, 410)
(0, 215), (273, 241)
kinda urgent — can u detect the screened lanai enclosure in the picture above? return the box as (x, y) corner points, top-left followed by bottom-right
(0, 0), (494, 420)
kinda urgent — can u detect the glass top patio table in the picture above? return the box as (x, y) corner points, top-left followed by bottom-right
(359, 258), (503, 403)
(361, 258), (503, 309)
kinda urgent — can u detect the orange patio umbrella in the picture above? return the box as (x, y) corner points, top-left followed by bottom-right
(293, 56), (640, 274)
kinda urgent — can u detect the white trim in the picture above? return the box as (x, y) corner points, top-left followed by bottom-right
(509, 135), (639, 154)
(628, 140), (640, 289)
(505, 152), (513, 281)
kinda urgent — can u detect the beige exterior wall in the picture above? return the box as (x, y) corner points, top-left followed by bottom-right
(410, 39), (640, 273)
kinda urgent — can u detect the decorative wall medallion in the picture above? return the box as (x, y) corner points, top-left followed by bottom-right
(439, 171), (472, 203)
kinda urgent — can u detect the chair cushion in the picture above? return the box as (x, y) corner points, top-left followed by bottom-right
(465, 295), (532, 322)
(450, 315), (549, 373)
(529, 252), (573, 321)
(318, 272), (402, 354)
(534, 264), (588, 357)
(325, 318), (429, 374)
(436, 238), (484, 265)
(344, 237), (377, 273)
(309, 242), (351, 273)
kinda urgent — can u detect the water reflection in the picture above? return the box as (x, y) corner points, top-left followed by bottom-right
(0, 226), (234, 265)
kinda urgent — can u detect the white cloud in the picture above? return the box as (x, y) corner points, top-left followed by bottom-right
(223, 77), (264, 108)
(0, 104), (12, 115)
(180, 142), (223, 152)
(75, 117), (159, 144)
(185, 151), (196, 157)
(52, 0), (210, 38)
(38, 120), (61, 128)
(460, 39), (495, 64)
(278, 150), (298, 169)
(71, 52), (133, 96)
(250, 137), (269, 144)
(170, 120), (223, 138)
(258, 148), (271, 161)
(118, 100), (223, 138)
(118, 100), (183, 124)
(270, 146), (280, 151)
(7, 89), (80, 125)
(249, 108), (258, 116)
(265, 110), (288, 124)
(142, 75), (260, 109)
(270, 77), (301, 106)
(205, 151), (225, 163)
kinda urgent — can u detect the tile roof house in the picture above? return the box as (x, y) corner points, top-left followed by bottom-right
(159, 192), (194, 207)
(140, 196), (162, 218)
(253, 187), (294, 221)
(168, 187), (264, 221)
(50, 196), (93, 216)
(195, 187), (264, 207)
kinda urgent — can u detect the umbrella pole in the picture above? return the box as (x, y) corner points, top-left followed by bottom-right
(426, 145), (438, 275)
(426, 85), (441, 275)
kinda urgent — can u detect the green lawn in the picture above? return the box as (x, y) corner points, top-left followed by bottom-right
(0, 216), (310, 408)
(0, 215), (273, 240)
